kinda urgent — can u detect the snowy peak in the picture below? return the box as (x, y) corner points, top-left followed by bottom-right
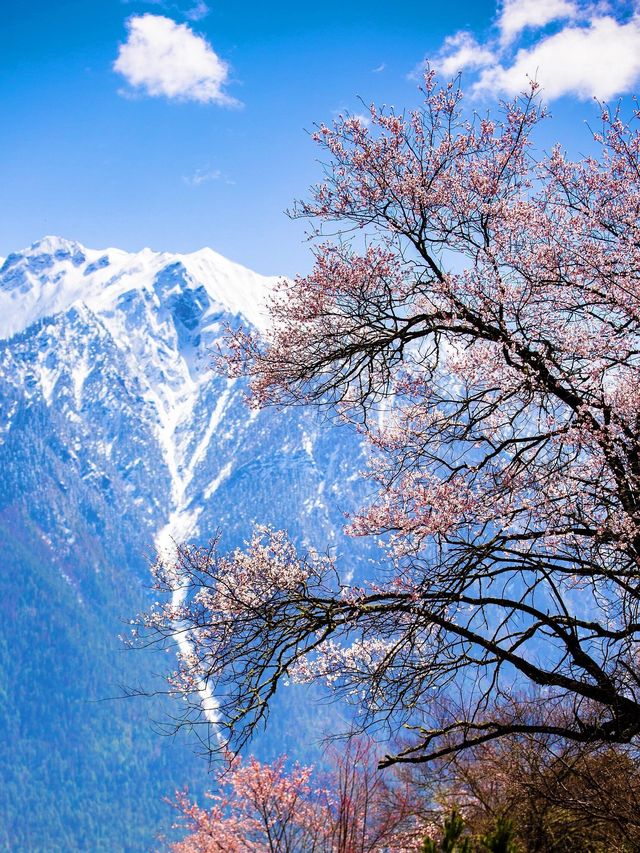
(0, 237), (278, 340)
(30, 235), (87, 256)
(0, 236), (285, 551)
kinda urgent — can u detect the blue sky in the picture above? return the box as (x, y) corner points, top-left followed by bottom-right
(3, 0), (640, 274)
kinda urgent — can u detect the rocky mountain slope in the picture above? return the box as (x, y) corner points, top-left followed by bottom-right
(0, 237), (371, 852)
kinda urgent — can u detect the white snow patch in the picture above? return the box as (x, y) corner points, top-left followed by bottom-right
(301, 431), (314, 457)
(203, 461), (232, 500)
(155, 505), (220, 727)
(71, 352), (91, 409)
(188, 383), (233, 480)
(0, 400), (17, 440)
(39, 364), (61, 405)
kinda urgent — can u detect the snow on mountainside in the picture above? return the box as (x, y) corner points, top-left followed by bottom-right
(0, 235), (368, 560)
(0, 236), (279, 547)
(0, 235), (274, 338)
(0, 236), (371, 850)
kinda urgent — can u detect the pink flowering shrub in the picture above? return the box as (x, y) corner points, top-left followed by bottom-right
(169, 741), (424, 852)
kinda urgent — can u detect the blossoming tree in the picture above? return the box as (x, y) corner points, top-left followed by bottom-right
(169, 741), (423, 852)
(143, 72), (640, 767)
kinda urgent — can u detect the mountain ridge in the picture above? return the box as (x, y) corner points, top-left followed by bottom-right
(0, 236), (371, 851)
(0, 235), (279, 340)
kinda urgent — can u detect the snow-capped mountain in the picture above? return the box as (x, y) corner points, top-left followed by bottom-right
(0, 235), (271, 338)
(0, 236), (367, 553)
(0, 237), (369, 852)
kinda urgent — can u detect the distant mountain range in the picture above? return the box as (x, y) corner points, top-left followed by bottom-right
(0, 237), (371, 852)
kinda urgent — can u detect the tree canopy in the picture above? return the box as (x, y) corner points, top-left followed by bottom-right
(140, 72), (640, 769)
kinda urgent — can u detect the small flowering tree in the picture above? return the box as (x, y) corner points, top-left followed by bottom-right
(169, 741), (423, 852)
(169, 754), (327, 853)
(142, 72), (640, 767)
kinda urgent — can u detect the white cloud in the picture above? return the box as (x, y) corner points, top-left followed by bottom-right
(424, 1), (640, 101)
(434, 31), (496, 77)
(498, 0), (578, 45)
(113, 14), (238, 105)
(184, 1), (210, 21)
(183, 167), (222, 186)
(475, 14), (640, 99)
